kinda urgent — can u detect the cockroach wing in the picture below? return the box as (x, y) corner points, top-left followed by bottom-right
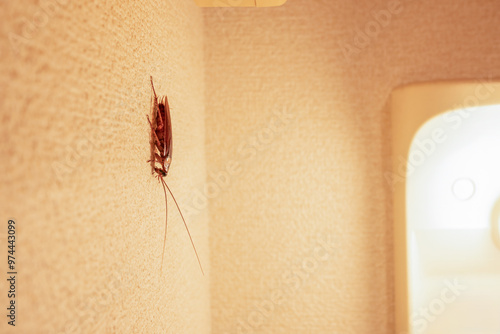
(162, 95), (173, 174)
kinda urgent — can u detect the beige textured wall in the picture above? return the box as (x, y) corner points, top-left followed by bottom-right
(204, 0), (500, 333)
(2, 0), (500, 333)
(1, 1), (210, 333)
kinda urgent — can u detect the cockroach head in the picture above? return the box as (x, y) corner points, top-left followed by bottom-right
(155, 167), (167, 178)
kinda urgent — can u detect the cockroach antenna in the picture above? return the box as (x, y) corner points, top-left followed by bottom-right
(147, 76), (204, 276)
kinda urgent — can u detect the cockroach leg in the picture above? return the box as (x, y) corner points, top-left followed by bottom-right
(156, 105), (164, 130)
(147, 114), (156, 174)
(148, 153), (164, 165)
(150, 76), (157, 99)
(147, 115), (164, 153)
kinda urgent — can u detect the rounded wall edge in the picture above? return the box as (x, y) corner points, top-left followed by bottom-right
(390, 80), (500, 334)
(257, 0), (287, 7)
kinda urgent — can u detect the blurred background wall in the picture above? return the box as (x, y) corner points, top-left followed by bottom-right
(204, 0), (500, 333)
(1, 0), (500, 334)
(0, 0), (210, 333)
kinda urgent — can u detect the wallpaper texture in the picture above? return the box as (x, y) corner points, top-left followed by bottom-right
(1, 0), (500, 333)
(203, 0), (500, 333)
(0, 0), (210, 333)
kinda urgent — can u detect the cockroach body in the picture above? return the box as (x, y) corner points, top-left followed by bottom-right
(148, 76), (203, 275)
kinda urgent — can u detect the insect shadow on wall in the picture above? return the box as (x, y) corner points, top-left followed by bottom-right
(147, 76), (204, 275)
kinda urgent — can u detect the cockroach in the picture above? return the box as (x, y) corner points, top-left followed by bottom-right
(147, 76), (204, 275)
